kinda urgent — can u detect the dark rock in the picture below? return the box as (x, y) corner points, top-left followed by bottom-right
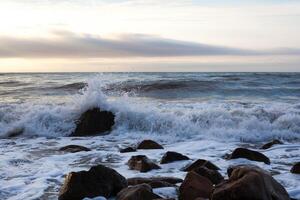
(58, 165), (127, 200)
(59, 145), (91, 153)
(261, 139), (283, 149)
(127, 177), (183, 186)
(182, 159), (220, 171)
(137, 140), (164, 149)
(211, 165), (290, 200)
(71, 108), (115, 136)
(179, 171), (213, 200)
(116, 184), (162, 200)
(290, 162), (300, 174)
(228, 148), (270, 164)
(120, 147), (136, 153)
(7, 127), (24, 138)
(154, 199), (175, 200)
(193, 166), (224, 185)
(160, 151), (190, 164)
(128, 155), (161, 173)
(148, 181), (176, 188)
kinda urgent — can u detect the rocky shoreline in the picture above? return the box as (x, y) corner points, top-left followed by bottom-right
(54, 107), (300, 200)
(57, 139), (299, 200)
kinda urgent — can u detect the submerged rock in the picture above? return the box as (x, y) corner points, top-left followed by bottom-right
(119, 147), (136, 153)
(228, 148), (270, 164)
(127, 177), (183, 186)
(58, 165), (127, 200)
(116, 184), (162, 200)
(128, 155), (161, 173)
(290, 162), (300, 174)
(211, 165), (290, 200)
(182, 159), (220, 171)
(179, 171), (213, 200)
(137, 140), (164, 149)
(71, 108), (115, 137)
(59, 145), (91, 153)
(6, 127), (24, 138)
(261, 139), (283, 149)
(160, 151), (190, 164)
(193, 166), (224, 185)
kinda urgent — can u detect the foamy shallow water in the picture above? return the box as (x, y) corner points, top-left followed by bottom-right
(0, 73), (299, 199)
(0, 134), (299, 200)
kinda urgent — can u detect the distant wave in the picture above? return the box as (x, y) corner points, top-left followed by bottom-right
(53, 82), (87, 91)
(105, 79), (218, 93)
(0, 81), (30, 87)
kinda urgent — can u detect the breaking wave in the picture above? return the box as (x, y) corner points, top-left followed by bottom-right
(0, 77), (299, 142)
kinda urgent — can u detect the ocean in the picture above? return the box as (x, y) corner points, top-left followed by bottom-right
(0, 72), (299, 199)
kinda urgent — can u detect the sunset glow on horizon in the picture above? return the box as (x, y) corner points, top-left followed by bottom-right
(1, 0), (300, 72)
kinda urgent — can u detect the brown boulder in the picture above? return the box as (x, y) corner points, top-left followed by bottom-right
(58, 165), (127, 200)
(211, 165), (290, 200)
(120, 147), (136, 153)
(71, 108), (115, 136)
(290, 162), (300, 174)
(148, 181), (176, 188)
(228, 148), (270, 164)
(193, 166), (224, 185)
(116, 184), (162, 200)
(182, 159), (220, 171)
(128, 155), (161, 173)
(179, 171), (213, 200)
(127, 177), (183, 186)
(59, 145), (91, 153)
(261, 139), (283, 149)
(137, 140), (164, 149)
(161, 151), (190, 164)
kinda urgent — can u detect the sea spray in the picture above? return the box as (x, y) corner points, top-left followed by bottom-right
(0, 74), (299, 142)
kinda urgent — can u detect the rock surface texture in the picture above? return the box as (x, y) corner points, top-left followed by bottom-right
(128, 155), (161, 172)
(58, 165), (127, 200)
(71, 108), (115, 136)
(228, 148), (271, 164)
(116, 184), (162, 200)
(137, 140), (164, 149)
(211, 165), (290, 200)
(160, 151), (190, 164)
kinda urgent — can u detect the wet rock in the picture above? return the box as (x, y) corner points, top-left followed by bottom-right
(120, 147), (136, 153)
(160, 151), (190, 164)
(71, 108), (115, 136)
(211, 165), (290, 200)
(59, 145), (91, 153)
(7, 127), (24, 138)
(128, 155), (161, 173)
(116, 184), (162, 200)
(154, 199), (175, 200)
(261, 139), (283, 149)
(148, 181), (176, 188)
(290, 162), (300, 174)
(179, 171), (213, 200)
(228, 148), (270, 164)
(127, 177), (183, 186)
(182, 159), (220, 171)
(58, 165), (127, 200)
(193, 166), (224, 185)
(137, 140), (164, 149)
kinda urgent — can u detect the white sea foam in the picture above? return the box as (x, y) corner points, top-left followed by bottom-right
(0, 77), (299, 142)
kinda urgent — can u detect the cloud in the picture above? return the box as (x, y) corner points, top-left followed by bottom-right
(0, 31), (299, 58)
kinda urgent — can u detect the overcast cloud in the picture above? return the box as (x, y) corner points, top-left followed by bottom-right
(1, 32), (299, 59)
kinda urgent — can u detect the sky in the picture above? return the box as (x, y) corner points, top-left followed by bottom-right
(0, 0), (300, 72)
